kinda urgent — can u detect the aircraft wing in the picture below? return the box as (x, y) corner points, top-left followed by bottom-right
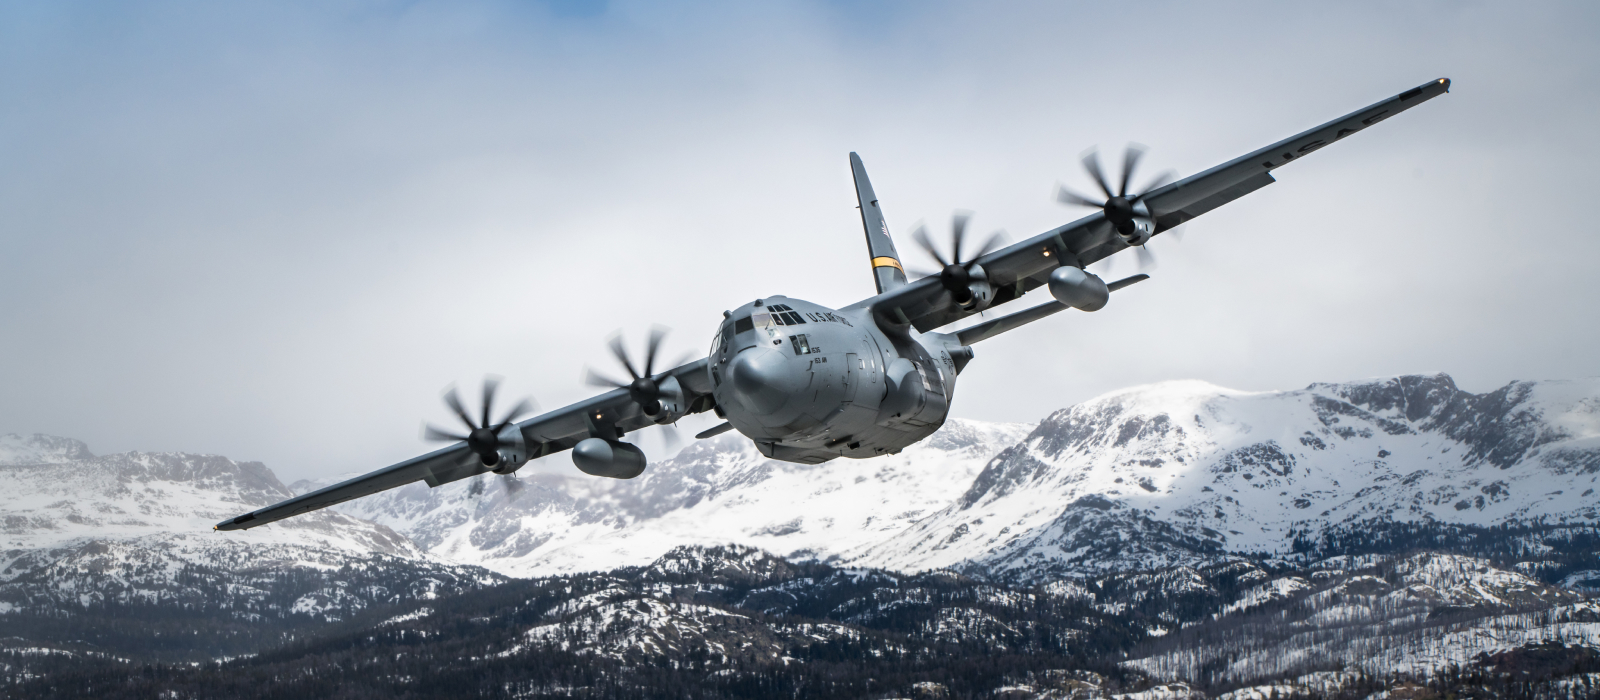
(215, 358), (714, 531)
(848, 77), (1451, 332)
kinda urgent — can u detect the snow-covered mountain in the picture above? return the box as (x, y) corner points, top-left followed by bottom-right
(10, 542), (1592, 699)
(296, 373), (1599, 584)
(4, 372), (1598, 696)
(0, 434), (501, 657)
(856, 374), (1600, 580)
(299, 417), (1034, 578)
(0, 433), (412, 557)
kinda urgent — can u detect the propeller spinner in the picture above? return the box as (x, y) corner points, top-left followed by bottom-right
(424, 376), (534, 471)
(586, 327), (686, 452)
(910, 213), (1005, 309)
(1056, 144), (1176, 270)
(586, 327), (672, 415)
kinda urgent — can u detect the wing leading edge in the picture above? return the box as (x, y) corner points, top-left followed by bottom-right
(215, 358), (714, 531)
(849, 77), (1451, 333)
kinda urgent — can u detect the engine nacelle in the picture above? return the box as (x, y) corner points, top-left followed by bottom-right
(1048, 266), (1109, 312)
(1115, 199), (1155, 247)
(572, 437), (647, 479)
(959, 264), (995, 312)
(644, 375), (687, 426)
(481, 428), (531, 475)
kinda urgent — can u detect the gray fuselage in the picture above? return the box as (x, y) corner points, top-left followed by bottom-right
(707, 297), (961, 464)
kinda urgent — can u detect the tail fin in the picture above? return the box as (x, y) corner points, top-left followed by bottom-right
(850, 152), (908, 294)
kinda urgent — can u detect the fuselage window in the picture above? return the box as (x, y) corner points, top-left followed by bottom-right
(789, 333), (810, 355)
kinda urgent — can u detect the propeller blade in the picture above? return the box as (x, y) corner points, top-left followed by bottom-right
(906, 266), (940, 280)
(479, 376), (501, 430)
(972, 230), (1007, 260)
(660, 423), (682, 454)
(666, 350), (696, 371)
(607, 335), (640, 380)
(1081, 150), (1115, 200)
(500, 473), (523, 499)
(1135, 169), (1177, 199)
(950, 212), (971, 264)
(644, 326), (667, 378)
(910, 225), (950, 267)
(1056, 184), (1105, 209)
(1093, 254), (1116, 276)
(468, 476), (486, 498)
(1135, 245), (1157, 271)
(442, 387), (476, 431)
(1166, 223), (1187, 242)
(424, 424), (469, 442)
(492, 398), (535, 434)
(1119, 144), (1146, 198)
(585, 369), (629, 390)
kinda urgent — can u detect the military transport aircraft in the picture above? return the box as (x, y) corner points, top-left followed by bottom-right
(217, 77), (1451, 532)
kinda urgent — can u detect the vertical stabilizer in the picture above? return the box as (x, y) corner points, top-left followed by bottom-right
(850, 152), (908, 294)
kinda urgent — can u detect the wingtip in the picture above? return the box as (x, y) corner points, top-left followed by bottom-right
(1440, 77), (1451, 92)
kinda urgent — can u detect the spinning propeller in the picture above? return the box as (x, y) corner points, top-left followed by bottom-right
(1056, 144), (1178, 270)
(586, 327), (671, 415)
(586, 327), (687, 451)
(910, 213), (1005, 306)
(424, 376), (535, 497)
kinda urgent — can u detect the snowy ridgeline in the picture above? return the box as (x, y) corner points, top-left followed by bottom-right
(0, 435), (503, 647)
(286, 373), (1600, 581)
(9, 543), (1593, 699)
(1122, 553), (1600, 684)
(2, 372), (1599, 693)
(4, 372), (1598, 586)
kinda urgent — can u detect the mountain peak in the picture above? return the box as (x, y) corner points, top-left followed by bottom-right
(861, 374), (1600, 581)
(0, 433), (94, 465)
(643, 544), (801, 586)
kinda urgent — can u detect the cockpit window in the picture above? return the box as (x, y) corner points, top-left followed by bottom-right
(733, 316), (754, 334)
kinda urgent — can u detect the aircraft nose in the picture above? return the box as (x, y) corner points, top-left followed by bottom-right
(726, 347), (792, 415)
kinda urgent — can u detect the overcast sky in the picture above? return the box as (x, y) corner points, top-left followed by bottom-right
(2, 1), (1597, 482)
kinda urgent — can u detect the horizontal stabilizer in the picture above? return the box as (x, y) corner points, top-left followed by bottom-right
(1107, 273), (1149, 292)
